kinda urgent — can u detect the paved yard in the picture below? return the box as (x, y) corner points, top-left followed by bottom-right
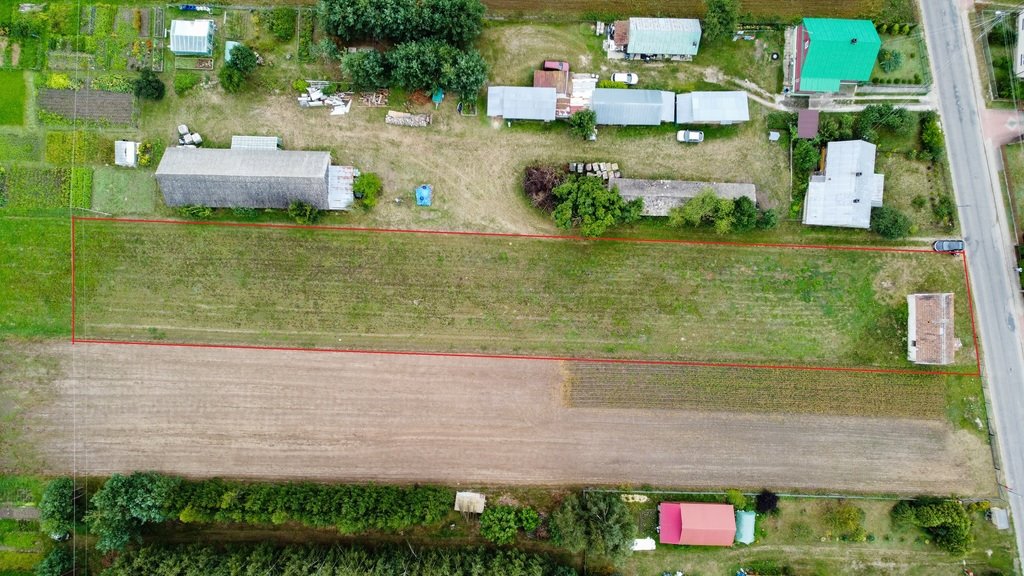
(24, 342), (993, 494)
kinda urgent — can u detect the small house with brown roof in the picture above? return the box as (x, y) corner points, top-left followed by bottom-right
(907, 293), (961, 365)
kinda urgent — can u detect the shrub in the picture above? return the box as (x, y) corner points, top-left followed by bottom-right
(878, 49), (903, 73)
(911, 195), (927, 210)
(518, 507), (540, 532)
(597, 80), (628, 89)
(793, 139), (820, 173)
(725, 489), (747, 509)
(551, 493), (636, 563)
(823, 500), (866, 540)
(568, 109), (597, 140)
(552, 175), (641, 237)
(920, 111), (945, 162)
(291, 78), (309, 92)
(219, 66), (245, 93)
(36, 546), (73, 576)
(344, 50), (391, 89)
(890, 499), (973, 555)
(932, 194), (956, 227)
(480, 505), (520, 545)
(269, 8), (296, 41)
(39, 478), (76, 537)
(756, 209), (778, 230)
(231, 207), (259, 219)
(133, 69), (165, 100)
(288, 200), (322, 224)
(45, 73), (76, 90)
(732, 197), (758, 232)
(178, 205), (213, 220)
(755, 489), (779, 514)
(353, 172), (382, 209)
(174, 72), (200, 95)
(870, 206), (912, 239)
(669, 189), (736, 234)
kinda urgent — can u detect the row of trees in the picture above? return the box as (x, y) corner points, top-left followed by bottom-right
(86, 472), (453, 552)
(892, 498), (974, 555)
(343, 42), (487, 95)
(317, 0), (485, 46)
(550, 493), (635, 564)
(104, 543), (577, 576)
(668, 191), (777, 234)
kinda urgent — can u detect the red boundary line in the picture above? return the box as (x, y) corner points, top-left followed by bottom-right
(962, 251), (983, 376)
(68, 216), (982, 377)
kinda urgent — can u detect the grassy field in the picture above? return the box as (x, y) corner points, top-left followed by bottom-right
(0, 71), (25, 126)
(0, 218), (71, 338)
(91, 167), (156, 214)
(74, 220), (975, 369)
(479, 0), (888, 19)
(1004, 142), (1024, 237)
(878, 154), (959, 236)
(0, 133), (41, 163)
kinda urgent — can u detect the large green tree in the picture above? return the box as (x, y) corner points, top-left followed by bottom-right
(870, 206), (912, 239)
(133, 69), (165, 100)
(703, 0), (739, 42)
(550, 493), (636, 563)
(551, 176), (642, 237)
(87, 472), (181, 552)
(317, 0), (484, 46)
(39, 477), (76, 537)
(344, 50), (391, 89)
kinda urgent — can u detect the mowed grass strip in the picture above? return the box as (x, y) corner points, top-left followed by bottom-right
(564, 362), (949, 419)
(0, 70), (25, 126)
(480, 0), (883, 18)
(74, 220), (973, 369)
(0, 217), (71, 337)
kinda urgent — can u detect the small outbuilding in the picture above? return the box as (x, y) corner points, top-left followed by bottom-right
(907, 293), (961, 365)
(675, 91), (750, 125)
(224, 40), (241, 62)
(659, 502), (736, 547)
(802, 139), (884, 229)
(797, 109), (820, 139)
(454, 491), (486, 514)
(114, 140), (139, 167)
(169, 19), (215, 56)
(591, 88), (675, 125)
(990, 507), (1010, 530)
(613, 17), (702, 60)
(487, 86), (557, 122)
(735, 510), (756, 544)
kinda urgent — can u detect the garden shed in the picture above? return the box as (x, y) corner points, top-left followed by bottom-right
(659, 502), (736, 546)
(797, 109), (820, 138)
(735, 510), (756, 544)
(169, 19), (215, 56)
(156, 147), (333, 209)
(794, 18), (880, 93)
(454, 492), (486, 514)
(487, 86), (557, 121)
(802, 140), (884, 229)
(614, 18), (702, 59)
(591, 88), (675, 125)
(675, 91), (750, 124)
(114, 140), (139, 167)
(907, 293), (961, 365)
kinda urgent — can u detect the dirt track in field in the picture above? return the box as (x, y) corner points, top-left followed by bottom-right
(27, 342), (992, 494)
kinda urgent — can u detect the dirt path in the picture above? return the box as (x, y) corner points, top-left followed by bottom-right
(18, 342), (992, 494)
(0, 506), (39, 520)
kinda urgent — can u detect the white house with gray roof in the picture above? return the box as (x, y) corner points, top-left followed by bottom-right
(802, 140), (884, 229)
(156, 147), (355, 210)
(675, 91), (750, 125)
(486, 86), (557, 121)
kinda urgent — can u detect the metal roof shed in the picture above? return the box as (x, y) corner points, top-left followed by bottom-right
(592, 88), (674, 125)
(798, 18), (880, 93)
(802, 139), (884, 229)
(627, 18), (702, 56)
(231, 135), (282, 150)
(169, 19), (214, 56)
(735, 510), (756, 545)
(487, 86), (557, 121)
(114, 140), (138, 167)
(675, 91), (749, 124)
(797, 109), (820, 138)
(156, 147), (331, 209)
(659, 502), (736, 547)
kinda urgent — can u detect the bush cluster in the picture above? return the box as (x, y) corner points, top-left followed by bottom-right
(550, 493), (636, 563)
(523, 164), (565, 211)
(353, 172), (383, 208)
(133, 69), (165, 101)
(287, 200), (322, 224)
(269, 7), (297, 41)
(919, 111), (945, 163)
(822, 500), (866, 541)
(174, 72), (201, 96)
(343, 41), (486, 96)
(106, 543), (577, 576)
(669, 190), (776, 235)
(220, 44), (258, 93)
(891, 498), (974, 555)
(552, 175), (642, 237)
(479, 505), (541, 545)
(870, 205), (912, 239)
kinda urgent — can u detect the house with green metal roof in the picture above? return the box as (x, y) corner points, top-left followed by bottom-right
(611, 18), (702, 60)
(794, 18), (881, 93)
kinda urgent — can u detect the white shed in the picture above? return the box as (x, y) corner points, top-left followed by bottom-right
(114, 140), (139, 167)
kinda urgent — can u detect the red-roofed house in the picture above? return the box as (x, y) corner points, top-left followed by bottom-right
(658, 502), (736, 546)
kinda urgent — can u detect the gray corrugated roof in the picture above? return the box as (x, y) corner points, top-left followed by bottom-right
(592, 88), (674, 125)
(675, 91), (750, 124)
(486, 86), (557, 121)
(803, 140), (884, 229)
(156, 147), (331, 209)
(627, 18), (701, 56)
(231, 135), (281, 150)
(169, 19), (213, 55)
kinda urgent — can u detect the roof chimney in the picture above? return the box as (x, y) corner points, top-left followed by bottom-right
(851, 38), (858, 44)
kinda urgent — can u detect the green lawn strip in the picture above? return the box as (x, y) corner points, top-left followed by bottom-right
(1004, 142), (1024, 233)
(0, 217), (71, 338)
(0, 552), (40, 573)
(0, 520), (40, 550)
(91, 167), (156, 214)
(0, 133), (41, 162)
(0, 71), (26, 126)
(74, 220), (973, 370)
(870, 33), (929, 84)
(566, 362), (949, 419)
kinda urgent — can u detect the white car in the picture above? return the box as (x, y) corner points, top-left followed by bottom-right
(611, 72), (638, 85)
(676, 130), (704, 143)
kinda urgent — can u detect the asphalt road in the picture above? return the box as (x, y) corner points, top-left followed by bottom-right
(920, 0), (1024, 559)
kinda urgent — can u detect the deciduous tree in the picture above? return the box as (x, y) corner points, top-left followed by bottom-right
(39, 477), (77, 537)
(550, 493), (636, 563)
(702, 0), (738, 42)
(551, 175), (642, 237)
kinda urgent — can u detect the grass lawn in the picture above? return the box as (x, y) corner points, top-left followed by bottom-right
(0, 520), (40, 550)
(74, 220), (974, 370)
(878, 153), (959, 236)
(691, 31), (785, 94)
(870, 33), (929, 84)
(0, 217), (71, 338)
(621, 496), (1014, 576)
(0, 71), (25, 126)
(0, 132), (41, 162)
(91, 167), (156, 214)
(1004, 142), (1024, 235)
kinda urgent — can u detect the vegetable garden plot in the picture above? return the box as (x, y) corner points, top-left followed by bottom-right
(39, 88), (134, 125)
(73, 219), (977, 374)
